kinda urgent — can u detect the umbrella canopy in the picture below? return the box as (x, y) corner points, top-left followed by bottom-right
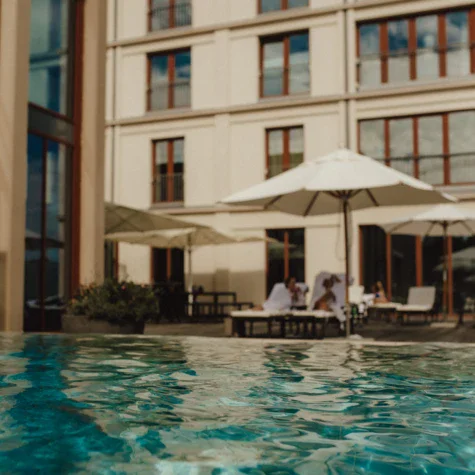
(222, 149), (455, 215)
(221, 148), (454, 336)
(25, 229), (63, 250)
(381, 204), (475, 236)
(381, 204), (475, 317)
(105, 202), (196, 234)
(106, 227), (273, 290)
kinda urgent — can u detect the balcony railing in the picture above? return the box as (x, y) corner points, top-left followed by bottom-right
(260, 64), (310, 97)
(153, 173), (184, 203)
(148, 80), (191, 110)
(149, 2), (191, 31)
(377, 152), (475, 185)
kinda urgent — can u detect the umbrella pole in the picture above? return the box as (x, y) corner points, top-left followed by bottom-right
(343, 197), (351, 338)
(187, 236), (193, 318)
(443, 223), (448, 321)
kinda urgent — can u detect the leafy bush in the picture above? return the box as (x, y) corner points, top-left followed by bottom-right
(68, 280), (159, 324)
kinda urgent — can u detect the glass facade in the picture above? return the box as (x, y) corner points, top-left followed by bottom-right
(358, 8), (475, 88)
(149, 50), (191, 110)
(359, 110), (475, 185)
(24, 0), (78, 331)
(261, 32), (309, 97)
(360, 227), (472, 313)
(29, 0), (74, 116)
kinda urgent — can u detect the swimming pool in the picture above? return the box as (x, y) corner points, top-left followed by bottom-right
(0, 334), (474, 474)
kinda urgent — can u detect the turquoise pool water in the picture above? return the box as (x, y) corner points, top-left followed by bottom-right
(0, 335), (474, 474)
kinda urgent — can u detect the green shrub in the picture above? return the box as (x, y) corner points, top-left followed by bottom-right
(68, 280), (158, 324)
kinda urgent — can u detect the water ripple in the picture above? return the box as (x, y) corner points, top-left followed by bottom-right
(1, 335), (475, 473)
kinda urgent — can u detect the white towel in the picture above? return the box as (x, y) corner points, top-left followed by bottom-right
(262, 283), (292, 311)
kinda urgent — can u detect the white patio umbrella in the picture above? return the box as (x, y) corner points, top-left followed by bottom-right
(106, 227), (273, 290)
(382, 204), (475, 317)
(105, 202), (196, 234)
(221, 148), (455, 336)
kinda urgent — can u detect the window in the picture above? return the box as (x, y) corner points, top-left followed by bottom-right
(153, 138), (184, 203)
(359, 110), (475, 185)
(266, 126), (303, 178)
(359, 226), (473, 314)
(266, 229), (305, 294)
(259, 0), (308, 14)
(148, 0), (191, 31)
(148, 49), (191, 110)
(152, 248), (184, 284)
(29, 0), (74, 116)
(357, 8), (475, 88)
(260, 32), (309, 97)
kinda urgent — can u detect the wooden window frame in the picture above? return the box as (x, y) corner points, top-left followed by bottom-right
(265, 228), (305, 295)
(147, 48), (191, 111)
(258, 0), (308, 14)
(148, 0), (191, 32)
(259, 31), (309, 98)
(358, 109), (475, 186)
(357, 7), (475, 86)
(359, 228), (454, 314)
(151, 137), (184, 204)
(265, 125), (304, 179)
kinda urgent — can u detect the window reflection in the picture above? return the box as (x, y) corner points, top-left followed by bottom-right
(263, 41), (284, 96)
(267, 127), (303, 178)
(261, 33), (309, 97)
(29, 0), (72, 116)
(359, 120), (385, 160)
(449, 111), (475, 183)
(388, 20), (409, 83)
(289, 33), (309, 94)
(416, 16), (439, 79)
(389, 119), (414, 176)
(149, 50), (191, 110)
(260, 0), (281, 13)
(359, 24), (381, 87)
(358, 9), (474, 88)
(446, 11), (470, 76)
(418, 116), (444, 185)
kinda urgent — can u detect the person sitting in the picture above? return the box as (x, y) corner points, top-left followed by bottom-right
(313, 278), (336, 311)
(252, 276), (298, 311)
(291, 281), (309, 310)
(372, 281), (388, 303)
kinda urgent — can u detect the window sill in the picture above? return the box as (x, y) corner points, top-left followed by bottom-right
(150, 202), (185, 210)
(148, 25), (192, 35)
(146, 107), (192, 115)
(357, 75), (475, 94)
(259, 92), (310, 103)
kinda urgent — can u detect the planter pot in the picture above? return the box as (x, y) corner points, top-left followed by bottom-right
(62, 314), (145, 335)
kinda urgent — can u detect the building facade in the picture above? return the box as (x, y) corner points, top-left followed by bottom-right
(107, 0), (475, 313)
(0, 0), (107, 332)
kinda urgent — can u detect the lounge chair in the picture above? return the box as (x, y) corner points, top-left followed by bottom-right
(229, 283), (292, 337)
(396, 286), (436, 325)
(288, 272), (354, 338)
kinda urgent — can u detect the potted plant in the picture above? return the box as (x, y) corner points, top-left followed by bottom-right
(63, 280), (159, 334)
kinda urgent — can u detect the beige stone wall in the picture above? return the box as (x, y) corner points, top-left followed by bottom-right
(107, 0), (475, 305)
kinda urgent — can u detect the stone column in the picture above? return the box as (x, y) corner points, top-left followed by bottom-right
(0, 0), (32, 331)
(79, 0), (107, 285)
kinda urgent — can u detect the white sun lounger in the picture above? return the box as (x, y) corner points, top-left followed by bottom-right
(396, 286), (436, 324)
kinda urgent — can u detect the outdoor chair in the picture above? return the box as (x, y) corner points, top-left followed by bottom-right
(396, 286), (436, 325)
(229, 283), (293, 337)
